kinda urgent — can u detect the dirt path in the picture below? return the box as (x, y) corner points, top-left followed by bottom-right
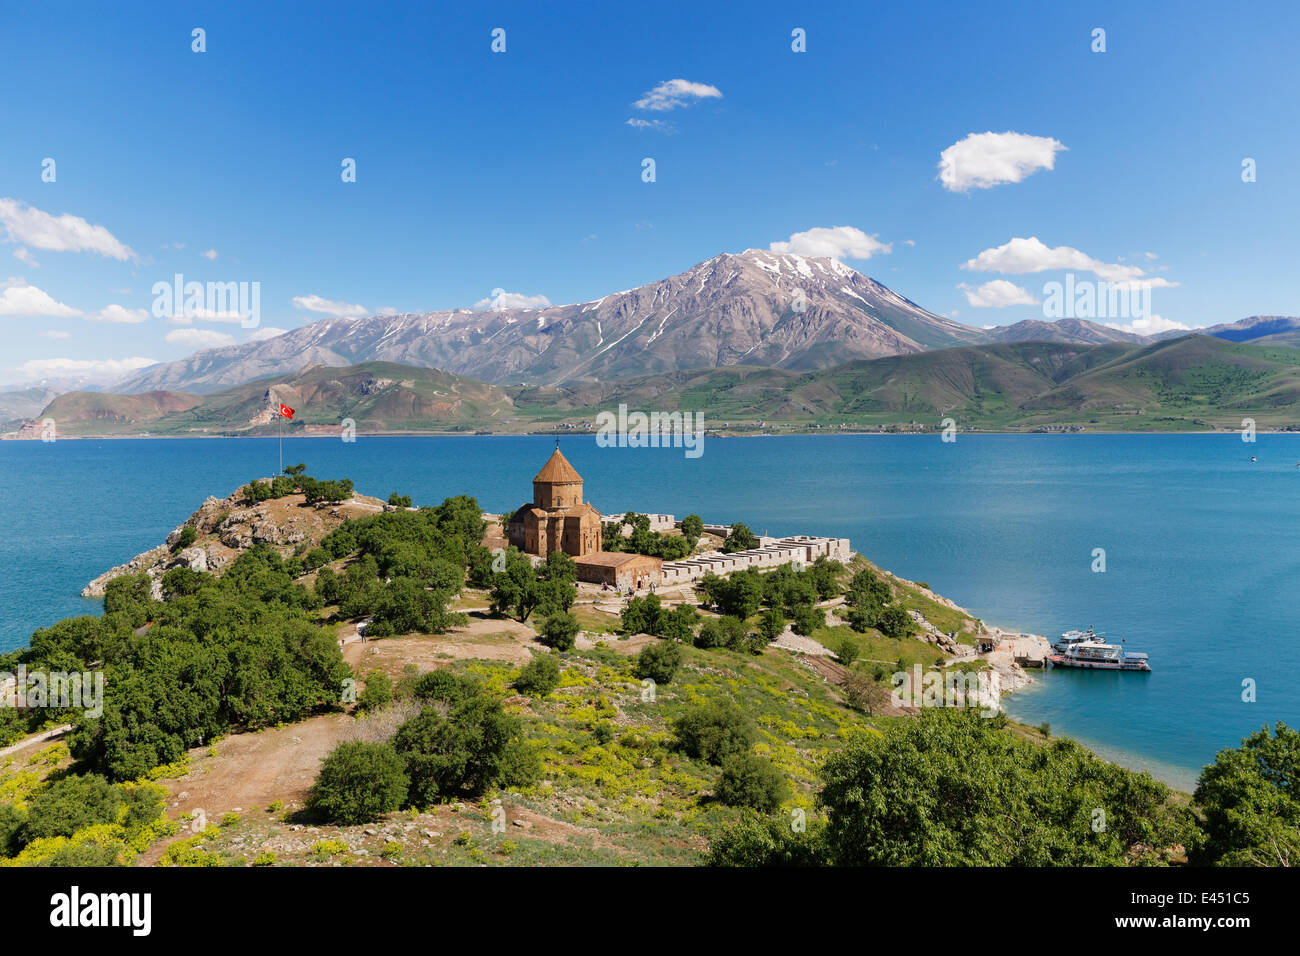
(0, 724), (71, 760)
(136, 711), (355, 865)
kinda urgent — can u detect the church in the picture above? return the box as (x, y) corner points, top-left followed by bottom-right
(507, 446), (663, 590)
(507, 445), (604, 558)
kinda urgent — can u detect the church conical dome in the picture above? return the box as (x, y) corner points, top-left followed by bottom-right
(533, 447), (582, 484)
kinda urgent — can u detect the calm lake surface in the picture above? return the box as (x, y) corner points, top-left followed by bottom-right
(3, 433), (1297, 790)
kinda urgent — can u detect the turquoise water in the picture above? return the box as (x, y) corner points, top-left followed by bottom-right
(2, 433), (1297, 790)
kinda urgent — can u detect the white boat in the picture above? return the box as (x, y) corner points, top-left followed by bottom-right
(1048, 639), (1151, 672)
(1053, 628), (1098, 653)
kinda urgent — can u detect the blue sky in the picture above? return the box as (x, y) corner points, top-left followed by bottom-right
(1, 0), (1297, 386)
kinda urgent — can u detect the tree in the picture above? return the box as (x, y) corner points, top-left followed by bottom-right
(513, 654), (561, 697)
(489, 548), (544, 623)
(635, 640), (683, 685)
(538, 550), (577, 585)
(790, 604), (823, 637)
(694, 616), (748, 651)
(673, 699), (756, 765)
(707, 813), (829, 867)
(722, 522), (758, 554)
(394, 693), (523, 804)
(713, 570), (763, 619)
(538, 611), (580, 651)
(680, 514), (704, 545)
(757, 608), (786, 643)
(845, 567), (891, 632)
(173, 525), (198, 551)
(1192, 722), (1300, 866)
(659, 604), (700, 642)
(833, 635), (860, 666)
(876, 604), (914, 639)
(387, 492), (413, 508)
(307, 741), (409, 825)
(716, 753), (789, 811)
(817, 709), (1193, 866)
(21, 774), (124, 843)
(620, 594), (663, 636)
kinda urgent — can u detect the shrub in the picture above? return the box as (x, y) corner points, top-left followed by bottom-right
(673, 699), (757, 765)
(716, 753), (790, 811)
(357, 670), (394, 712)
(394, 694), (524, 804)
(790, 604), (823, 637)
(634, 640), (683, 685)
(694, 615), (747, 650)
(757, 608), (786, 643)
(834, 635), (861, 667)
(252, 852), (277, 866)
(306, 741), (409, 825)
(537, 611), (580, 651)
(513, 654), (561, 697)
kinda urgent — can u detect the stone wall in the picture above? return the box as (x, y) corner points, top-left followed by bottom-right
(659, 535), (853, 586)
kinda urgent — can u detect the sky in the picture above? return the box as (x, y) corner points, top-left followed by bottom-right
(1, 0), (1297, 387)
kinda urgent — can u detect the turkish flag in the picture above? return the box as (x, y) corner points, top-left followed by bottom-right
(279, 403), (295, 419)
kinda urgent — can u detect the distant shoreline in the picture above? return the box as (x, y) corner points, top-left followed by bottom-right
(6, 428), (1298, 441)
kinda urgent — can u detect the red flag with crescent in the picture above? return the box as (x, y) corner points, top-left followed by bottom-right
(279, 403), (295, 419)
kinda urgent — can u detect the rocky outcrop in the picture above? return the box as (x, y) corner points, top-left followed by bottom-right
(81, 485), (385, 598)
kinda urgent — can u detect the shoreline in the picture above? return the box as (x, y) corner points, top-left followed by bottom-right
(6, 428), (1298, 441)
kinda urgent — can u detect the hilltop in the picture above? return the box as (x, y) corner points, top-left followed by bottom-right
(16, 334), (1300, 439)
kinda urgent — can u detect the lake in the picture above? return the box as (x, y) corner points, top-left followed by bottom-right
(3, 432), (1297, 791)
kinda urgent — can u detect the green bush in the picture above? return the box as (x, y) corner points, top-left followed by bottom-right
(716, 753), (790, 811)
(537, 611), (580, 651)
(513, 654), (561, 697)
(834, 635), (860, 666)
(306, 741), (409, 825)
(357, 670), (393, 712)
(394, 693), (524, 804)
(673, 699), (756, 765)
(634, 640), (683, 685)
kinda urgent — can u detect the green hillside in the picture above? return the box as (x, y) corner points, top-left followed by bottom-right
(26, 336), (1300, 437)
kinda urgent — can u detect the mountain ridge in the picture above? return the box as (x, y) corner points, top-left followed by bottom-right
(110, 250), (1153, 395)
(24, 335), (1300, 437)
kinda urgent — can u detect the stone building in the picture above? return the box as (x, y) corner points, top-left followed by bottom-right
(507, 446), (603, 558)
(573, 551), (663, 590)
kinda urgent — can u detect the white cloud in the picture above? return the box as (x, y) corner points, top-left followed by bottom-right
(958, 280), (1040, 308)
(165, 328), (236, 348)
(1104, 314), (1191, 335)
(770, 226), (892, 260)
(201, 248), (218, 260)
(626, 118), (675, 133)
(0, 279), (81, 318)
(962, 237), (1148, 282)
(938, 131), (1066, 192)
(292, 294), (369, 318)
(248, 326), (287, 341)
(473, 288), (552, 311)
(633, 78), (722, 112)
(0, 198), (136, 260)
(89, 304), (151, 324)
(19, 356), (156, 380)
(43, 329), (71, 339)
(13, 247), (38, 268)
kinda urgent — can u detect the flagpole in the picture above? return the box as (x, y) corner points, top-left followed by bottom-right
(278, 411), (282, 476)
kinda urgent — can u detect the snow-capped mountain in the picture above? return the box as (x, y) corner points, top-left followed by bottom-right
(111, 250), (989, 394)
